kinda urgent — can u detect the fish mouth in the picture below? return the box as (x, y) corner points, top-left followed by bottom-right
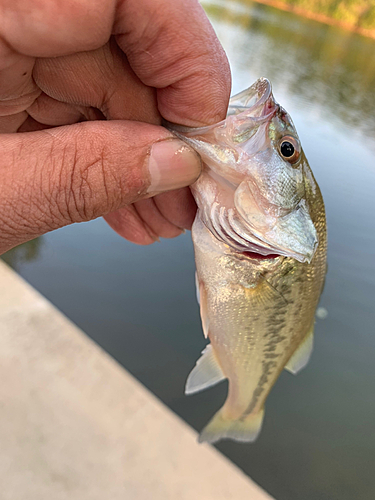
(166, 78), (277, 138)
(227, 77), (276, 121)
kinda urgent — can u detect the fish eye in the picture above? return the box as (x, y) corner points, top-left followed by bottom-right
(279, 136), (300, 164)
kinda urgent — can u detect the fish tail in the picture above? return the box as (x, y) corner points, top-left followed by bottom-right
(198, 407), (265, 444)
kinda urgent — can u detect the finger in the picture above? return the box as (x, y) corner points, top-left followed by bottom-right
(33, 39), (161, 124)
(32, 39), (193, 241)
(0, 1), (116, 132)
(33, 37), (199, 239)
(0, 37), (39, 130)
(17, 116), (54, 132)
(0, 111), (27, 132)
(106, 197), (187, 244)
(104, 205), (158, 246)
(27, 92), (84, 126)
(0, 120), (201, 254)
(115, 0), (231, 126)
(105, 185), (197, 245)
(133, 198), (184, 239)
(0, 0), (113, 56)
(153, 188), (197, 230)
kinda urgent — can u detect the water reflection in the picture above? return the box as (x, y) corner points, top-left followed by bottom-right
(205, 0), (375, 141)
(2, 238), (43, 271)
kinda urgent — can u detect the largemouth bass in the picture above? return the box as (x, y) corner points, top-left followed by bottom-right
(172, 78), (327, 444)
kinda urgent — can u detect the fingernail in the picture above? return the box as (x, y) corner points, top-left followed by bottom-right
(147, 139), (201, 194)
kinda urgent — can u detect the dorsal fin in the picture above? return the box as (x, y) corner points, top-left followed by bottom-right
(285, 325), (314, 375)
(185, 345), (226, 395)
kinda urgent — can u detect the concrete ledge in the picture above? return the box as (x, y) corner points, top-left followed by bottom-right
(0, 260), (273, 500)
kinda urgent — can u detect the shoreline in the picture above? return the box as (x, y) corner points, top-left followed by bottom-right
(250, 0), (375, 39)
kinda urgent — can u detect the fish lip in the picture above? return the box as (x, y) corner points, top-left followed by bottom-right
(164, 77), (278, 136)
(227, 77), (277, 122)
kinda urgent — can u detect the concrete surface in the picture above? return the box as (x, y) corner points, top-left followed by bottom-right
(0, 260), (273, 500)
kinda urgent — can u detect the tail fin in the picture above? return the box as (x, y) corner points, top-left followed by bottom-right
(198, 407), (265, 444)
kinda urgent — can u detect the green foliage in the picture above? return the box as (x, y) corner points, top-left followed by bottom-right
(361, 5), (375, 29)
(276, 0), (375, 30)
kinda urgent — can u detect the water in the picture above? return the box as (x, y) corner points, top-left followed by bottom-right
(4, 1), (375, 498)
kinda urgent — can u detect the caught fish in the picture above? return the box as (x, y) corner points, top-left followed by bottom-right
(171, 78), (327, 444)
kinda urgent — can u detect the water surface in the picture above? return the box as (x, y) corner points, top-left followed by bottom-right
(4, 2), (375, 499)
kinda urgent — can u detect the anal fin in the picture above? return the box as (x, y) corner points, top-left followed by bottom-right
(285, 325), (314, 375)
(185, 344), (226, 395)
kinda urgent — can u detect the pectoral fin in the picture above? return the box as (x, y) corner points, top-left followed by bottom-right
(195, 272), (200, 304)
(285, 326), (314, 375)
(185, 344), (226, 395)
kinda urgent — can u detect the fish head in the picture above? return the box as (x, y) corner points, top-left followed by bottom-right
(170, 78), (318, 263)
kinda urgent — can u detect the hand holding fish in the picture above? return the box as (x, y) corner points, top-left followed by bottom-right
(0, 0), (230, 254)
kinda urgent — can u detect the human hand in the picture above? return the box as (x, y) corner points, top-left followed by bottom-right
(0, 0), (230, 253)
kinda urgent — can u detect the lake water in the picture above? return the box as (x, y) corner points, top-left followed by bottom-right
(4, 1), (375, 499)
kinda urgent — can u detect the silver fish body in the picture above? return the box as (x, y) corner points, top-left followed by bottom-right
(172, 78), (327, 444)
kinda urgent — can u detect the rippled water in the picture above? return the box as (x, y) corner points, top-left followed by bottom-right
(4, 2), (375, 499)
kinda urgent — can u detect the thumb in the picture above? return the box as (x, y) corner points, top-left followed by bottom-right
(0, 120), (201, 254)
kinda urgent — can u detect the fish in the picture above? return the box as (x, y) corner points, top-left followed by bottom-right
(170, 77), (327, 444)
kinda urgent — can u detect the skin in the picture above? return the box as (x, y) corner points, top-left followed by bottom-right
(0, 0), (231, 254)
